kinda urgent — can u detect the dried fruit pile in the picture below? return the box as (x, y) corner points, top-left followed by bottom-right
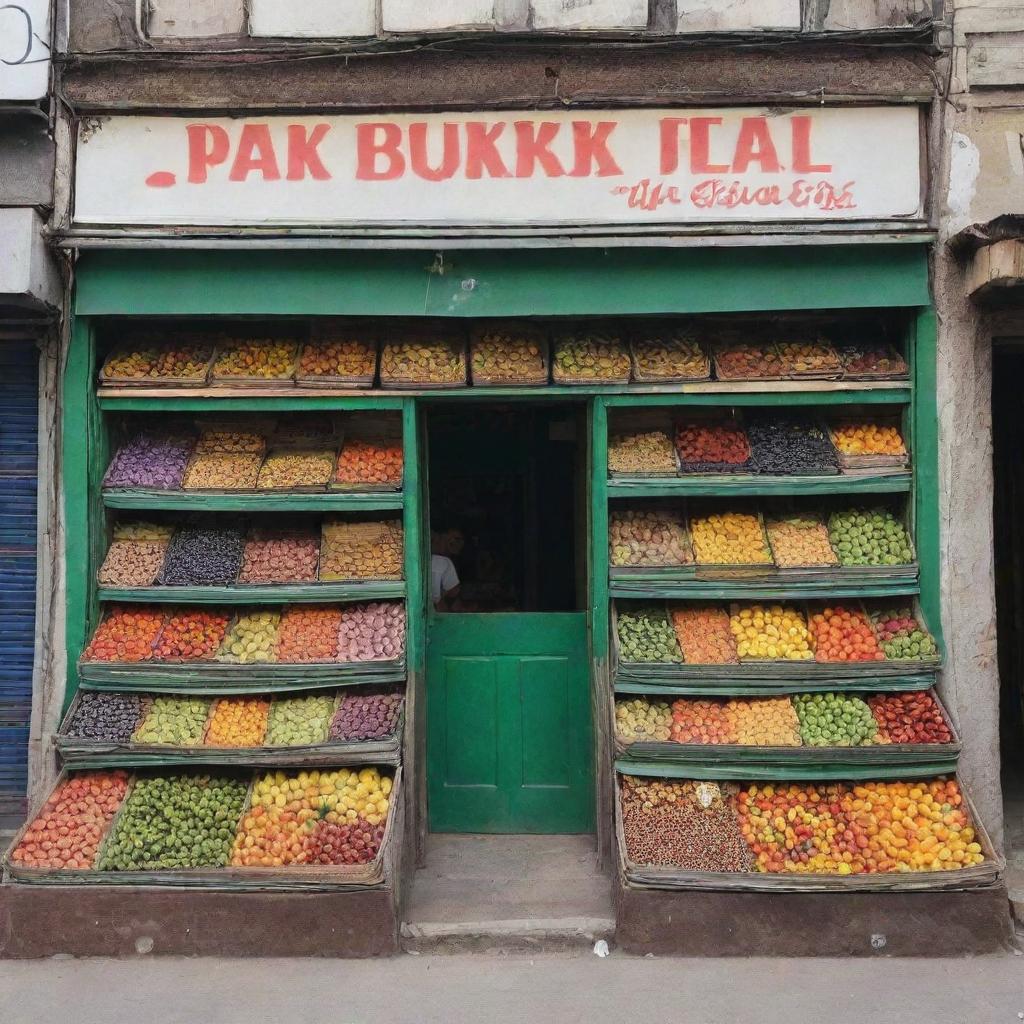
(217, 611), (281, 664)
(727, 698), (803, 746)
(380, 335), (466, 385)
(607, 429), (677, 475)
(868, 606), (938, 660)
(690, 510), (772, 566)
(615, 698), (672, 743)
(776, 338), (842, 376)
(159, 526), (244, 586)
(674, 418), (750, 471)
(153, 609), (230, 661)
(211, 339), (297, 381)
(471, 327), (547, 383)
(552, 331), (630, 383)
(205, 697), (271, 748)
(810, 606), (884, 663)
(765, 514), (838, 568)
(265, 695), (336, 746)
(230, 767), (392, 867)
(667, 699), (734, 745)
(100, 774), (248, 871)
(669, 605), (738, 664)
(828, 508), (913, 567)
(830, 422), (907, 458)
(239, 530), (319, 584)
(630, 329), (709, 381)
(66, 692), (144, 742)
(837, 344), (907, 378)
(102, 340), (214, 383)
(794, 693), (879, 747)
(98, 530), (171, 588)
(713, 339), (785, 380)
(275, 606), (342, 663)
(133, 696), (211, 746)
(257, 449), (335, 490)
(337, 601), (407, 662)
(319, 520), (404, 580)
(616, 605), (682, 663)
(103, 432), (194, 490)
(730, 604), (813, 661)
(83, 606), (165, 663)
(334, 438), (404, 489)
(869, 692), (952, 744)
(298, 337), (377, 381)
(747, 416), (839, 475)
(330, 692), (404, 741)
(609, 510), (692, 568)
(620, 777), (754, 872)
(10, 771), (129, 870)
(736, 779), (983, 874)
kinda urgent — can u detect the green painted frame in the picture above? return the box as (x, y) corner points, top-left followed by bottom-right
(62, 245), (938, 852)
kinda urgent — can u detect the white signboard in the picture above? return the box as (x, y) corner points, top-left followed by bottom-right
(75, 107), (923, 229)
(1, 0), (50, 101)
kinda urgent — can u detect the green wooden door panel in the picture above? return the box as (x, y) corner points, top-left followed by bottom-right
(427, 614), (594, 834)
(75, 246), (930, 318)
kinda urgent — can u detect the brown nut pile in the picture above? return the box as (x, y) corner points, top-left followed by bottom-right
(97, 540), (168, 588)
(620, 776), (753, 872)
(298, 337), (376, 380)
(608, 430), (677, 475)
(630, 329), (709, 380)
(552, 331), (630, 382)
(239, 531), (320, 584)
(766, 515), (838, 568)
(256, 449), (334, 490)
(380, 336), (466, 385)
(471, 328), (547, 383)
(320, 520), (404, 581)
(182, 452), (263, 491)
(609, 510), (693, 567)
(211, 339), (296, 380)
(194, 427), (267, 455)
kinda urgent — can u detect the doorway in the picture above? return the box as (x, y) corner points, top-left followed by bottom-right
(424, 403), (595, 834)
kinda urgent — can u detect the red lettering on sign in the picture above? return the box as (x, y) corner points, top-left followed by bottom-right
(658, 118), (687, 175)
(690, 118), (730, 174)
(569, 121), (622, 178)
(356, 123), (405, 180)
(792, 116), (832, 173)
(465, 122), (511, 179)
(732, 117), (781, 174)
(514, 122), (566, 178)
(229, 124), (281, 182)
(286, 124), (331, 181)
(186, 124), (230, 184)
(409, 122), (461, 182)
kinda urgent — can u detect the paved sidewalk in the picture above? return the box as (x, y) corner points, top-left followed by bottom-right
(2, 950), (1023, 1024)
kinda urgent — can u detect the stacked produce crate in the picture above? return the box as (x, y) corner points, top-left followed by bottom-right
(4, 332), (415, 893)
(599, 324), (1000, 892)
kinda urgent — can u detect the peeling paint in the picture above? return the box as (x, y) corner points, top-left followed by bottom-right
(945, 130), (980, 236)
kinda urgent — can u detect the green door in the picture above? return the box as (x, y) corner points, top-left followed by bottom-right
(427, 613), (594, 834)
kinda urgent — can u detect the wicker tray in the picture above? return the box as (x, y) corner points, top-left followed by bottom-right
(614, 772), (1001, 893)
(608, 409), (678, 478)
(836, 343), (910, 381)
(469, 322), (550, 387)
(628, 325), (711, 384)
(99, 344), (216, 389)
(379, 333), (468, 389)
(294, 333), (379, 390)
(551, 330), (631, 385)
(774, 337), (844, 380)
(689, 508), (775, 576)
(209, 341), (300, 387)
(712, 338), (789, 382)
(828, 414), (910, 473)
(673, 409), (754, 475)
(862, 598), (943, 669)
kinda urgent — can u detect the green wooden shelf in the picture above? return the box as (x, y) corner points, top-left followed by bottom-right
(97, 582), (406, 604)
(102, 489), (403, 512)
(614, 675), (935, 697)
(607, 472), (912, 499)
(614, 757), (958, 781)
(609, 573), (918, 601)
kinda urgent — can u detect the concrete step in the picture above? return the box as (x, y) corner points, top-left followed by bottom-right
(403, 834), (615, 954)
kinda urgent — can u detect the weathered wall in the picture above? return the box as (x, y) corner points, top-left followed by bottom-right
(933, 0), (1024, 850)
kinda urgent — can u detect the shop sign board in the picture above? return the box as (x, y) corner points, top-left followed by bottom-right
(74, 107), (923, 229)
(0, 0), (50, 101)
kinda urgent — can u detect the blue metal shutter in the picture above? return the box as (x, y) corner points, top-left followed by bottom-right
(0, 341), (38, 829)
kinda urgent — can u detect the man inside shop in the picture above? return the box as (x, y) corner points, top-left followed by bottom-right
(431, 524), (464, 611)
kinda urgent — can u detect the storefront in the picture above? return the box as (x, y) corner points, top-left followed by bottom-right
(0, 104), (1013, 956)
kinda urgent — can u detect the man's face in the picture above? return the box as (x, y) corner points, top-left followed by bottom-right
(446, 529), (465, 556)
